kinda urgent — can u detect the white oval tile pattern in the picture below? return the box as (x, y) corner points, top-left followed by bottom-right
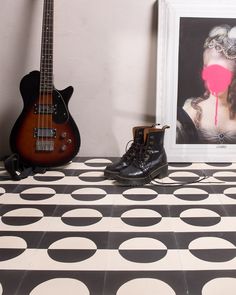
(121, 209), (162, 227)
(0, 236), (27, 248)
(119, 237), (167, 263)
(116, 278), (176, 295)
(223, 187), (236, 200)
(48, 237), (97, 263)
(78, 172), (105, 182)
(29, 278), (90, 295)
(213, 171), (236, 182)
(174, 188), (209, 201)
(189, 237), (236, 262)
(1, 208), (44, 226)
(123, 188), (158, 201)
(61, 208), (103, 226)
(0, 156), (235, 293)
(189, 237), (235, 250)
(168, 171), (200, 182)
(71, 188), (107, 201)
(0, 236), (27, 261)
(180, 208), (221, 227)
(20, 187), (56, 201)
(33, 171), (65, 182)
(84, 158), (112, 167)
(202, 277), (236, 295)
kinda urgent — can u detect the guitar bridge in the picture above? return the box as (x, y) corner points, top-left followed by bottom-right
(36, 140), (54, 151)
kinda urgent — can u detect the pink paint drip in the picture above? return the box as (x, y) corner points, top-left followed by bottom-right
(215, 94), (218, 126)
(201, 65), (233, 126)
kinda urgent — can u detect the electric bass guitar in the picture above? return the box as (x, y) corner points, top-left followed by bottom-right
(10, 0), (80, 167)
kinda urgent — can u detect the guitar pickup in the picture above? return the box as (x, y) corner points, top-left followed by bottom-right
(34, 104), (56, 114)
(36, 140), (54, 151)
(34, 128), (56, 138)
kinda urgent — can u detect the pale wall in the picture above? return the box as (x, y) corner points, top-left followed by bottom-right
(0, 0), (158, 157)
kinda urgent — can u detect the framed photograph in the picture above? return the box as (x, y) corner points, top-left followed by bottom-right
(156, 0), (236, 162)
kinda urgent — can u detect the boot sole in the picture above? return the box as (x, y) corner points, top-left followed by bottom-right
(104, 169), (120, 180)
(116, 164), (168, 186)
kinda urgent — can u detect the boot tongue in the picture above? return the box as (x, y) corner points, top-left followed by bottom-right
(143, 127), (165, 145)
(133, 128), (145, 144)
(143, 127), (161, 142)
(143, 128), (150, 143)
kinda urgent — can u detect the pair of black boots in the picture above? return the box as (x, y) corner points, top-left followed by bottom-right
(104, 125), (169, 186)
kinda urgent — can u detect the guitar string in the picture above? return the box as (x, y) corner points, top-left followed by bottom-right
(50, 0), (54, 149)
(46, 0), (51, 151)
(40, 0), (55, 153)
(39, 0), (47, 151)
(38, 0), (48, 151)
(45, 0), (51, 151)
(43, 0), (48, 150)
(49, 0), (54, 152)
(44, 0), (48, 150)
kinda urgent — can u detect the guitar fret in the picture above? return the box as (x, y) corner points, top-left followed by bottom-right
(40, 92), (53, 94)
(41, 57), (53, 60)
(40, 79), (53, 83)
(40, 79), (53, 82)
(40, 88), (53, 92)
(40, 0), (54, 81)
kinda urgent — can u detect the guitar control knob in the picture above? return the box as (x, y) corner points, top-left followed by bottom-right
(61, 144), (67, 151)
(61, 132), (67, 139)
(67, 138), (72, 144)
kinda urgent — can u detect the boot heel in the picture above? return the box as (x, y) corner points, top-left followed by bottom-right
(157, 164), (168, 179)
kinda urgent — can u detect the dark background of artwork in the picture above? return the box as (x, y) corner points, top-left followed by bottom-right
(177, 17), (236, 107)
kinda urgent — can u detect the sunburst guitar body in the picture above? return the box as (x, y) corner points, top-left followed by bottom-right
(10, 71), (80, 167)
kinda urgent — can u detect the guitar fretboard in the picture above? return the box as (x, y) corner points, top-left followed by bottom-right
(40, 0), (54, 94)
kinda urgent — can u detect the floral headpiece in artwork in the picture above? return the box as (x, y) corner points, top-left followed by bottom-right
(204, 25), (236, 60)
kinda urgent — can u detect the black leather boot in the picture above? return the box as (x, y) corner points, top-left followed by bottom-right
(115, 126), (169, 186)
(104, 126), (150, 179)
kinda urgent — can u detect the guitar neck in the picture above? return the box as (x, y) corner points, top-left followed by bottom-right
(40, 0), (54, 94)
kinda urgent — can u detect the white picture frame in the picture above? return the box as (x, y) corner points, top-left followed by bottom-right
(156, 0), (236, 162)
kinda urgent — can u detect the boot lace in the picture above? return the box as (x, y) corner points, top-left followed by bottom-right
(121, 140), (141, 161)
(132, 144), (153, 170)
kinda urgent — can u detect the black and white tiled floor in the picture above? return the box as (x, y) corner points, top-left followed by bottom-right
(0, 157), (236, 295)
